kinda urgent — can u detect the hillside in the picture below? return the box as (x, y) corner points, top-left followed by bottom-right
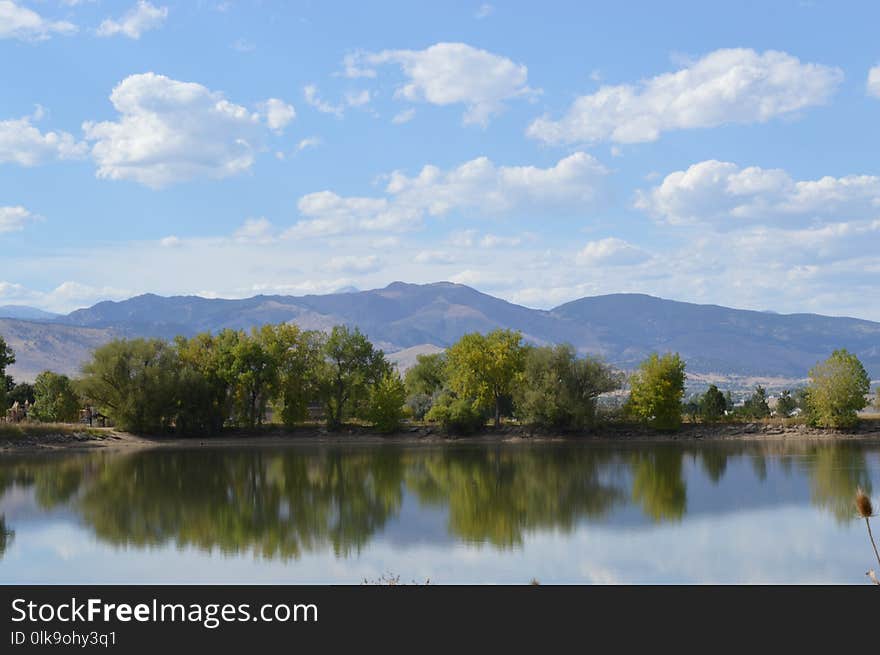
(2, 282), (879, 383)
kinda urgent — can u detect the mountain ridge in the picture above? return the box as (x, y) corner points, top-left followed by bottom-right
(2, 282), (879, 383)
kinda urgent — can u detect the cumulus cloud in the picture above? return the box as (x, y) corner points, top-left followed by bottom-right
(97, 1), (167, 39)
(635, 160), (880, 228)
(0, 206), (40, 234)
(527, 48), (842, 144)
(391, 108), (415, 124)
(0, 110), (87, 166)
(284, 151), (608, 238)
(258, 98), (296, 132)
(343, 42), (537, 125)
(868, 65), (880, 98)
(0, 0), (76, 41)
(82, 73), (277, 188)
(303, 85), (373, 117)
(575, 237), (650, 266)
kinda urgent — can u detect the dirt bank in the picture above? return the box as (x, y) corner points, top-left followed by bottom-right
(2, 418), (880, 453)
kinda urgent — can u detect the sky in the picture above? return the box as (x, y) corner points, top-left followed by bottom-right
(1, 0), (880, 318)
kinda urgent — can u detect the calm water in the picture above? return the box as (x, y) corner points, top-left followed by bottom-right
(1, 440), (879, 584)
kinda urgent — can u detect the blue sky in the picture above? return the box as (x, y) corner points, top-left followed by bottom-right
(2, 1), (880, 318)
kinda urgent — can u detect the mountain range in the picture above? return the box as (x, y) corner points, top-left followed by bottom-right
(2, 282), (879, 385)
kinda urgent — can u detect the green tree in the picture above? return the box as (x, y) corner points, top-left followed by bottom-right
(626, 353), (686, 431)
(230, 327), (281, 428)
(366, 371), (407, 433)
(445, 329), (526, 428)
(775, 389), (797, 418)
(425, 391), (487, 434)
(805, 349), (871, 428)
(79, 338), (178, 433)
(0, 336), (14, 410)
(741, 385), (771, 419)
(269, 327), (325, 427)
(515, 344), (621, 430)
(700, 385), (726, 422)
(8, 381), (35, 406)
(320, 326), (390, 429)
(173, 329), (241, 434)
(31, 371), (80, 423)
(403, 353), (447, 420)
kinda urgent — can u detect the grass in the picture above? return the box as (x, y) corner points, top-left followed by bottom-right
(0, 422), (107, 440)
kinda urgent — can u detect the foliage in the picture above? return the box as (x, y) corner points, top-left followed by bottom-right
(805, 349), (871, 428)
(445, 329), (526, 428)
(425, 391), (486, 434)
(9, 382), (36, 406)
(79, 338), (178, 433)
(366, 372), (407, 433)
(700, 385), (726, 422)
(0, 336), (14, 410)
(31, 371), (80, 423)
(319, 326), (390, 430)
(626, 353), (686, 431)
(740, 385), (771, 419)
(403, 353), (447, 419)
(515, 344), (622, 430)
(775, 389), (797, 417)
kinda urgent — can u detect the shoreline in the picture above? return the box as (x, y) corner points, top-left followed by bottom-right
(2, 418), (880, 453)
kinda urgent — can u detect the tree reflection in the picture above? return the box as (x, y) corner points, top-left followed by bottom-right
(0, 516), (13, 557)
(631, 449), (687, 522)
(803, 444), (873, 523)
(406, 446), (625, 547)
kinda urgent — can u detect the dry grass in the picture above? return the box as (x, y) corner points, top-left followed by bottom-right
(0, 422), (106, 440)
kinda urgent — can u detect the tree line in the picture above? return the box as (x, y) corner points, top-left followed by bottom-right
(1, 326), (876, 434)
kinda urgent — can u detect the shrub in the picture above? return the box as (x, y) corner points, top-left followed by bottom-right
(425, 392), (486, 435)
(626, 353), (686, 431)
(366, 372), (407, 433)
(805, 349), (870, 428)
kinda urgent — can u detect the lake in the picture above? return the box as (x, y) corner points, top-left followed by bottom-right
(1, 440), (878, 584)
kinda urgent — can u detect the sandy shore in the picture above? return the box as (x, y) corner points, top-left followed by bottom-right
(2, 418), (880, 453)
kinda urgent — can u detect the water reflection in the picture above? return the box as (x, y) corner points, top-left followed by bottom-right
(0, 441), (877, 564)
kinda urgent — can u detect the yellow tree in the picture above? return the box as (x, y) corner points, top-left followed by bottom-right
(445, 329), (526, 428)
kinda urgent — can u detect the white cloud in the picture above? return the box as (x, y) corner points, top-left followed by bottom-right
(0, 110), (87, 165)
(296, 136), (321, 151)
(868, 65), (880, 98)
(258, 98), (296, 132)
(414, 250), (457, 264)
(159, 235), (180, 247)
(344, 42), (537, 125)
(636, 160), (880, 228)
(303, 84), (344, 117)
(97, 1), (167, 39)
(527, 48), (842, 144)
(475, 3), (494, 19)
(0, 206), (40, 234)
(344, 89), (371, 107)
(233, 217), (276, 244)
(448, 229), (477, 248)
(391, 108), (416, 124)
(0, 0), (76, 41)
(284, 152), (608, 238)
(479, 234), (522, 248)
(576, 238), (650, 266)
(82, 72), (266, 188)
(325, 254), (382, 274)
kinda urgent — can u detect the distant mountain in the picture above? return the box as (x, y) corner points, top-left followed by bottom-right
(0, 305), (59, 321)
(1, 319), (119, 382)
(2, 282), (879, 383)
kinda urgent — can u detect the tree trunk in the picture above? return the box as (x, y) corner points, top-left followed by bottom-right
(494, 397), (501, 429)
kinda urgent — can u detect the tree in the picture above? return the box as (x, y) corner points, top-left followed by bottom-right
(741, 385), (771, 419)
(700, 385), (726, 422)
(805, 349), (871, 428)
(404, 353), (447, 420)
(8, 381), (35, 406)
(775, 389), (797, 418)
(79, 338), (178, 433)
(269, 327), (325, 428)
(515, 344), (622, 430)
(320, 326), (390, 429)
(366, 371), (407, 433)
(626, 353), (686, 431)
(0, 336), (13, 410)
(425, 391), (486, 434)
(31, 371), (80, 423)
(445, 329), (526, 428)
(173, 329), (241, 434)
(231, 327), (280, 428)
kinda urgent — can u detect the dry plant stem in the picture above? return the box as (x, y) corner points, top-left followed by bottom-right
(866, 518), (880, 570)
